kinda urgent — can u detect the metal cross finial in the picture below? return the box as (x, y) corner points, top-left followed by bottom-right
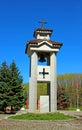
(38, 19), (47, 28)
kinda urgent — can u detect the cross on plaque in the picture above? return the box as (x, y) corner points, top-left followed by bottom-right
(39, 68), (49, 79)
(38, 19), (47, 28)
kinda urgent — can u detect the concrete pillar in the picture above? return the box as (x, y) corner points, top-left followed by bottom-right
(47, 83), (50, 111)
(50, 52), (57, 112)
(29, 52), (37, 112)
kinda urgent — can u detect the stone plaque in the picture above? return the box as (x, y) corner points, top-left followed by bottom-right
(40, 95), (49, 113)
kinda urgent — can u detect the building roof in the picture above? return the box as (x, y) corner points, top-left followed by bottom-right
(25, 39), (62, 53)
(34, 27), (53, 32)
(28, 39), (62, 44)
(33, 27), (53, 37)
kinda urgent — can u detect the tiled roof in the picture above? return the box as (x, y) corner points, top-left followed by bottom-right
(33, 28), (53, 37)
(34, 28), (53, 32)
(25, 39), (62, 53)
(28, 39), (62, 45)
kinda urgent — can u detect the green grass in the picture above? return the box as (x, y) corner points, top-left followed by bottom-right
(9, 112), (75, 120)
(68, 107), (82, 111)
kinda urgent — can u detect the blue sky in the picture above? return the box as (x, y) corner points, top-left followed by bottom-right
(0, 0), (82, 83)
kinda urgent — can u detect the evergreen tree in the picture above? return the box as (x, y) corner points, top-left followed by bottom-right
(0, 61), (10, 111)
(9, 61), (23, 110)
(0, 61), (24, 112)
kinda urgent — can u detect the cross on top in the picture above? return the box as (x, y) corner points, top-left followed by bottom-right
(39, 68), (49, 79)
(38, 19), (47, 28)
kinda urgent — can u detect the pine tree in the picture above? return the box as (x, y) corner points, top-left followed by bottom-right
(0, 61), (24, 112)
(0, 61), (10, 111)
(9, 61), (23, 110)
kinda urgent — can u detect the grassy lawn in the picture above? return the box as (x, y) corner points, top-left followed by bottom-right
(68, 107), (82, 111)
(9, 112), (75, 120)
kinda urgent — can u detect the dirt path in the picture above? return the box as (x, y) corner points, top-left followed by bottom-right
(0, 119), (82, 130)
(0, 111), (82, 130)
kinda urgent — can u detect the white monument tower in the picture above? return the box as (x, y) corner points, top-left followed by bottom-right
(25, 20), (62, 113)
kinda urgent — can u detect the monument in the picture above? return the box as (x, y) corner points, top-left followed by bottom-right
(25, 20), (62, 112)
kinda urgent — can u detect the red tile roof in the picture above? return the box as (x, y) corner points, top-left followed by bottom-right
(28, 39), (62, 45)
(33, 28), (53, 37)
(34, 28), (53, 32)
(25, 39), (62, 53)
